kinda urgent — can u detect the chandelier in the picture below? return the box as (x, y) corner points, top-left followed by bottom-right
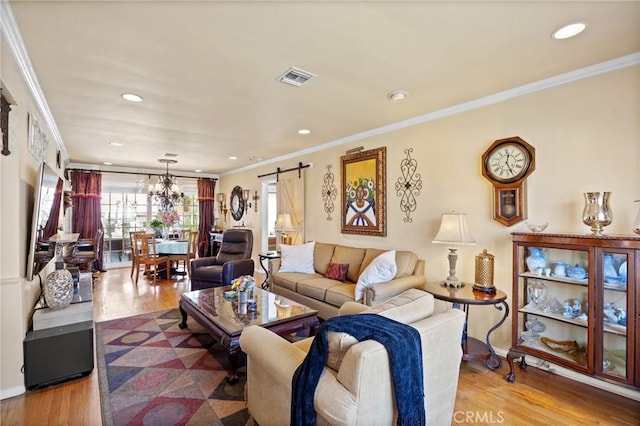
(148, 159), (184, 211)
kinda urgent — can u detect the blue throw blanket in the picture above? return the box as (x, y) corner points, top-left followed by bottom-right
(291, 314), (425, 426)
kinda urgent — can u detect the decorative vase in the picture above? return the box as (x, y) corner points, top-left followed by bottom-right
(527, 280), (548, 311)
(237, 290), (248, 304)
(582, 192), (612, 236)
(603, 254), (618, 278)
(44, 268), (74, 310)
(526, 247), (546, 273)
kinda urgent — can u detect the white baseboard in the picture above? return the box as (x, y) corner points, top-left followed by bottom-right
(1, 385), (26, 400)
(493, 347), (640, 402)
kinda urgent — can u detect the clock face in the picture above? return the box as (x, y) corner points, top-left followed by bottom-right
(230, 186), (245, 221)
(485, 142), (531, 184)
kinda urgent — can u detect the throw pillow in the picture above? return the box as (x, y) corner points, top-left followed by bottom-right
(279, 242), (316, 274)
(354, 250), (397, 301)
(326, 262), (349, 281)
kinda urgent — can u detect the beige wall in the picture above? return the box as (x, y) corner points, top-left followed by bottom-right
(219, 65), (639, 352)
(1, 36), (63, 398)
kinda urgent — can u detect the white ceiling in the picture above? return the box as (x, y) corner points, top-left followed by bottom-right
(5, 1), (640, 175)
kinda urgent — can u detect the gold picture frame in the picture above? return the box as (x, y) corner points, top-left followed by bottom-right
(341, 147), (386, 236)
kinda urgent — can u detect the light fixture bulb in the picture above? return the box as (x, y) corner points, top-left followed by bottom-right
(552, 22), (587, 40)
(298, 129), (311, 135)
(121, 93), (143, 102)
(387, 91), (408, 100)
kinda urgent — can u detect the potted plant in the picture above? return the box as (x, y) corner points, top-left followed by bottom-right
(149, 219), (163, 238)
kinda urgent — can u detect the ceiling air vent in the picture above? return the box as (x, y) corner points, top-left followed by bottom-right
(277, 67), (317, 87)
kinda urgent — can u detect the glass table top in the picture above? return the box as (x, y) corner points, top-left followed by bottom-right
(181, 286), (317, 336)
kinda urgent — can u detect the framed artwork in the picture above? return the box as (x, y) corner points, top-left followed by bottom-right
(341, 146), (386, 236)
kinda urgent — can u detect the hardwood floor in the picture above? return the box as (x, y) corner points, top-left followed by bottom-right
(2, 267), (639, 425)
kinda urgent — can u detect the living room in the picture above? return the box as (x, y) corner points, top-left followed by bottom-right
(1, 0), (639, 423)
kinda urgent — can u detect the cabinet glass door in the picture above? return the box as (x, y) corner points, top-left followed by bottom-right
(516, 246), (591, 371)
(599, 250), (630, 382)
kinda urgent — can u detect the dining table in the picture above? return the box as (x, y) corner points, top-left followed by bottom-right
(154, 239), (189, 255)
(151, 239), (190, 277)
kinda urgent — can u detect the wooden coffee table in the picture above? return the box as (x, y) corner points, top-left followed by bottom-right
(179, 286), (319, 384)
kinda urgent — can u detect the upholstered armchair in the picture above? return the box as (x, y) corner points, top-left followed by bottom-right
(189, 229), (254, 291)
(63, 229), (103, 272)
(239, 289), (466, 426)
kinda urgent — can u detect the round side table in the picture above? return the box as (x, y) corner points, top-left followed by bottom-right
(425, 282), (509, 370)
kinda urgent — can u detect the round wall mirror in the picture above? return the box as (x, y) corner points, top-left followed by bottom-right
(230, 185), (245, 221)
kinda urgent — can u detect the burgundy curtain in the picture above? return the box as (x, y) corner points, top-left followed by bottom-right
(42, 178), (63, 240)
(197, 178), (216, 257)
(71, 170), (104, 271)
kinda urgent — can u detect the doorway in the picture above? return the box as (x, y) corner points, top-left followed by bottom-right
(261, 180), (277, 252)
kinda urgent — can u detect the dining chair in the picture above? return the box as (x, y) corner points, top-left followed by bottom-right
(169, 230), (199, 277)
(133, 233), (171, 284)
(129, 231), (145, 278)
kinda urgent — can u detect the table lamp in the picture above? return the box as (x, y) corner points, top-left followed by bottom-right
(275, 213), (294, 247)
(432, 212), (476, 287)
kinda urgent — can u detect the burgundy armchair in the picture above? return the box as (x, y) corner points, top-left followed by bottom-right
(190, 229), (254, 291)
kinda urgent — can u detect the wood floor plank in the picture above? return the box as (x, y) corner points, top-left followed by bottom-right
(1, 267), (639, 425)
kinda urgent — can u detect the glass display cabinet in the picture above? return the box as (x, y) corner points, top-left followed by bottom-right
(506, 232), (639, 389)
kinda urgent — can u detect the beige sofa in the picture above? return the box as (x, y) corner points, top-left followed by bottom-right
(269, 242), (427, 319)
(239, 289), (466, 426)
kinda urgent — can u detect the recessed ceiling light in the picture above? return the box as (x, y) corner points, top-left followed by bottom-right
(109, 142), (123, 146)
(103, 162), (113, 165)
(121, 93), (143, 102)
(387, 91), (408, 100)
(298, 129), (311, 135)
(229, 156), (238, 160)
(552, 22), (587, 40)
(194, 169), (202, 173)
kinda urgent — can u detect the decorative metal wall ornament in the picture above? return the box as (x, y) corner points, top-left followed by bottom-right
(321, 164), (338, 220)
(395, 148), (422, 223)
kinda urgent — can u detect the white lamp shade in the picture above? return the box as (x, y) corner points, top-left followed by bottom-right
(432, 212), (476, 245)
(275, 213), (294, 231)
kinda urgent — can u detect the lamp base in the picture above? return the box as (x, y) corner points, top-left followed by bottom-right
(472, 284), (496, 294)
(442, 280), (465, 288)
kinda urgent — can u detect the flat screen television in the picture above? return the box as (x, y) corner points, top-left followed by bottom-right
(26, 162), (62, 281)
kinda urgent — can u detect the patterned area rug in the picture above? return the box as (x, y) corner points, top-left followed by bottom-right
(96, 309), (249, 426)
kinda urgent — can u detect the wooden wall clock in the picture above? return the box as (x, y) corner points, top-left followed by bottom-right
(481, 136), (535, 226)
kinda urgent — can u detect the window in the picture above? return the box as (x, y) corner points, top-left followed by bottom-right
(100, 173), (199, 267)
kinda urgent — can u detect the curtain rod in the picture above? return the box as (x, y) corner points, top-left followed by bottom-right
(257, 162), (310, 180)
(66, 168), (217, 181)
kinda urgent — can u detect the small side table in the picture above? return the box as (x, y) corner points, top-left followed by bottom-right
(425, 282), (509, 370)
(258, 252), (281, 289)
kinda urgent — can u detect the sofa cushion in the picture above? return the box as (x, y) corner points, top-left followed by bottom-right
(273, 271), (323, 292)
(355, 250), (397, 301)
(297, 277), (344, 301)
(279, 242), (315, 274)
(395, 251), (419, 278)
(325, 283), (357, 308)
(326, 262), (349, 281)
(330, 246), (366, 283)
(358, 248), (385, 277)
(314, 243), (336, 276)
